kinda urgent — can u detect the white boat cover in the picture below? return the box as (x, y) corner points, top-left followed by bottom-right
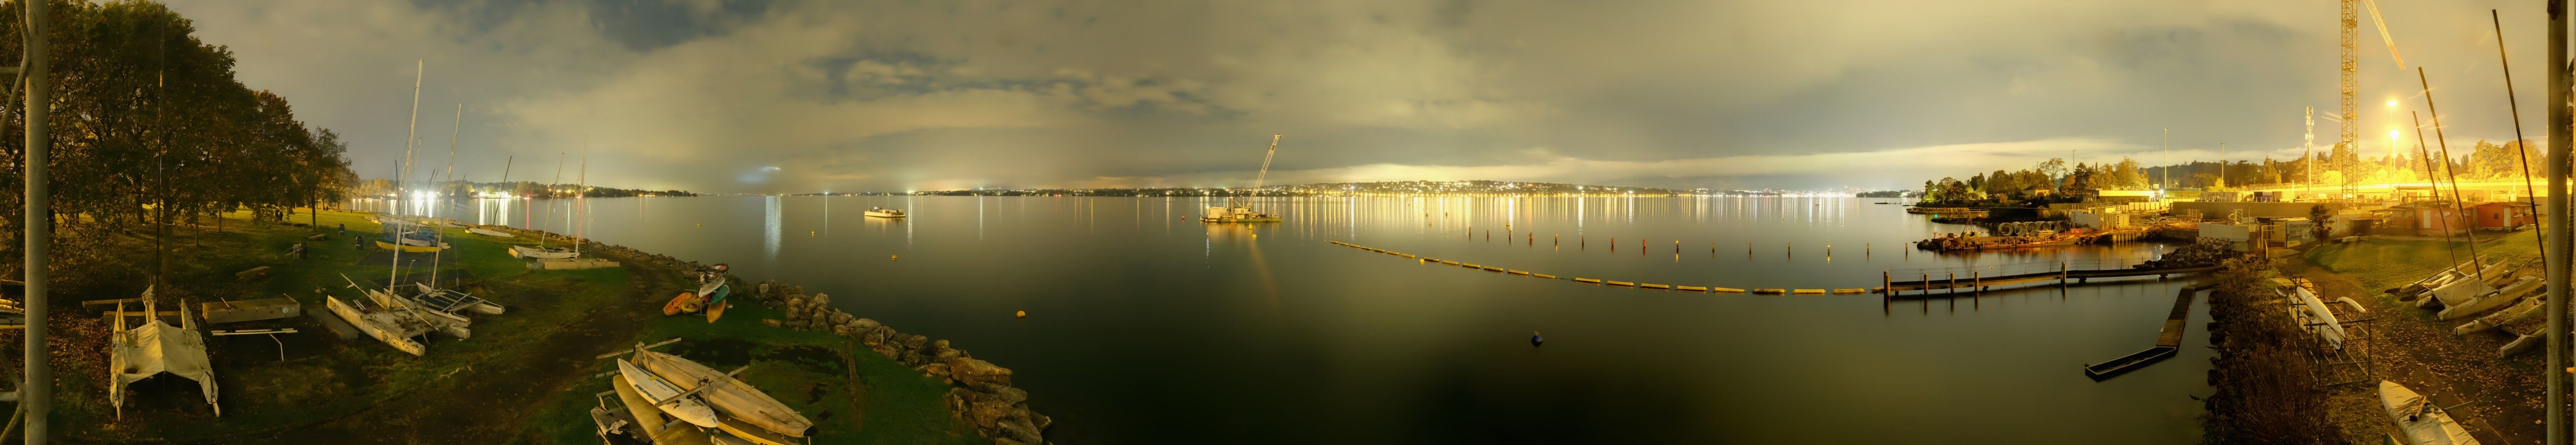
(2379, 381), (2479, 445)
(2295, 287), (2346, 349)
(110, 319), (219, 417)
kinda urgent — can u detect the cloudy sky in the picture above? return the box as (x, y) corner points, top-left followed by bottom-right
(171, 0), (2553, 193)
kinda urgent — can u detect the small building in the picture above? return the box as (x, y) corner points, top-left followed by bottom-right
(2089, 189), (2157, 204)
(2472, 202), (2536, 231)
(2387, 202), (2469, 237)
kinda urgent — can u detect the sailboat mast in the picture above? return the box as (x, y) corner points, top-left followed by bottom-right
(431, 104), (461, 289)
(577, 140), (588, 256)
(390, 60), (423, 288)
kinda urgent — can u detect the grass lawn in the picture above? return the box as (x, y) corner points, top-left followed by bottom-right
(14, 207), (986, 444)
(2301, 229), (2542, 293)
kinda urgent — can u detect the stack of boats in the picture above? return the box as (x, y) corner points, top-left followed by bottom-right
(375, 218), (450, 252)
(601, 342), (812, 445)
(2397, 256), (2562, 357)
(663, 264), (733, 322)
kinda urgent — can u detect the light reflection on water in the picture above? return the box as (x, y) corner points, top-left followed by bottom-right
(350, 196), (2212, 444)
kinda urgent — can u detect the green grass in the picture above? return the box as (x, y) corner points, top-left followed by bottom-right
(526, 301), (990, 445)
(48, 209), (640, 442)
(2302, 229), (2542, 292)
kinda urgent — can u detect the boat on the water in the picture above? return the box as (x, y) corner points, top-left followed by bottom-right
(618, 358), (720, 428)
(864, 207), (906, 218)
(2082, 345), (2176, 381)
(466, 227), (514, 238)
(511, 245), (577, 259)
(1200, 206), (1281, 223)
(2379, 380), (2478, 445)
(632, 344), (814, 438)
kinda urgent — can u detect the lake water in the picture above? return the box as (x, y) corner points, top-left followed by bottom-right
(363, 195), (2213, 444)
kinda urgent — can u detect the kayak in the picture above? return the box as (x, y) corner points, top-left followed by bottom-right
(706, 300), (727, 323)
(662, 292), (701, 316)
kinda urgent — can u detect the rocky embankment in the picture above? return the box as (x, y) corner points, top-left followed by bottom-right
(487, 225), (1055, 445)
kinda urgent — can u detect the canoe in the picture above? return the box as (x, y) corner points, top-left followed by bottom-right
(2379, 381), (2478, 445)
(617, 358), (719, 428)
(465, 227), (514, 238)
(663, 292), (701, 316)
(633, 347), (814, 437)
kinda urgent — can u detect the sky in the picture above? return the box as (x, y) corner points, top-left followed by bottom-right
(170, 0), (2557, 193)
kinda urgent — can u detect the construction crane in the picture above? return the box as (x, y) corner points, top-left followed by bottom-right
(1204, 134), (1285, 223)
(2339, 0), (2406, 199)
(1245, 134), (1280, 207)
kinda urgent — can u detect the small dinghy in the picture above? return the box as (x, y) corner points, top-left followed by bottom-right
(466, 227), (514, 238)
(2380, 380), (2478, 445)
(617, 358), (719, 428)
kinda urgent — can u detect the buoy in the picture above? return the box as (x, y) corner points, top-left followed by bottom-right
(1530, 331), (1544, 346)
(1015, 310), (1027, 318)
(891, 254), (898, 260)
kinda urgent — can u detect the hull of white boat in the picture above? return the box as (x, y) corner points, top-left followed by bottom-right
(618, 359), (720, 428)
(466, 227), (514, 238)
(511, 245), (578, 259)
(326, 296), (426, 356)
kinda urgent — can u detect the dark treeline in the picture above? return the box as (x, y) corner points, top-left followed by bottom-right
(1918, 139), (2542, 206)
(0, 0), (355, 286)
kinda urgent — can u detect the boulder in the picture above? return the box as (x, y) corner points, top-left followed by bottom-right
(872, 344), (902, 360)
(854, 318), (882, 331)
(916, 362), (950, 378)
(979, 386), (1028, 405)
(1033, 412), (1051, 430)
(948, 358), (1013, 387)
(902, 334), (929, 350)
(760, 319), (782, 328)
(968, 399), (1016, 428)
(832, 311), (856, 325)
(994, 417), (1043, 443)
(809, 293), (831, 307)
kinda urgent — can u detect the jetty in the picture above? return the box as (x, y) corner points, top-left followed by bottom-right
(1881, 259), (2216, 296)
(2081, 284), (2205, 380)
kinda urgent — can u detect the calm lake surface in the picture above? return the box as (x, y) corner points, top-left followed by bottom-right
(367, 195), (2213, 444)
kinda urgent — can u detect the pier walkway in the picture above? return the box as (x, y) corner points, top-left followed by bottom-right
(1881, 258), (2216, 296)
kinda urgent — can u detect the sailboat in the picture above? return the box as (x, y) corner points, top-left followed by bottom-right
(513, 149), (583, 259)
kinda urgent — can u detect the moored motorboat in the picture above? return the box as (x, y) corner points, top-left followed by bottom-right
(864, 207), (906, 218)
(619, 358), (720, 428)
(2379, 380), (2478, 445)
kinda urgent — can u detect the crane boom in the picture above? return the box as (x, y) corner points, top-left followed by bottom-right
(2364, 0), (2405, 70)
(1252, 134), (1280, 191)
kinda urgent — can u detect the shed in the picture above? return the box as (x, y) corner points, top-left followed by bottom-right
(2390, 202), (2469, 237)
(2473, 202), (2536, 230)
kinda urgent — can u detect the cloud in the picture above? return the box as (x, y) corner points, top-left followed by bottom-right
(168, 0), (2558, 193)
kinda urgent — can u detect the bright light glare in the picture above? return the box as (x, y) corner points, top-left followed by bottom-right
(2385, 100), (2398, 108)
(2388, 130), (2400, 140)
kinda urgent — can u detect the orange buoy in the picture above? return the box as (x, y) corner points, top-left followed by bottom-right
(1015, 310), (1027, 318)
(891, 254), (898, 260)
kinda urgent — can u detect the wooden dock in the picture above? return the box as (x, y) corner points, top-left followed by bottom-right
(1881, 259), (2216, 295)
(2084, 284), (2204, 381)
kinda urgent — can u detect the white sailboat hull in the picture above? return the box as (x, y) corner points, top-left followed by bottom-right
(618, 359), (719, 428)
(511, 245), (578, 259)
(326, 296), (426, 356)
